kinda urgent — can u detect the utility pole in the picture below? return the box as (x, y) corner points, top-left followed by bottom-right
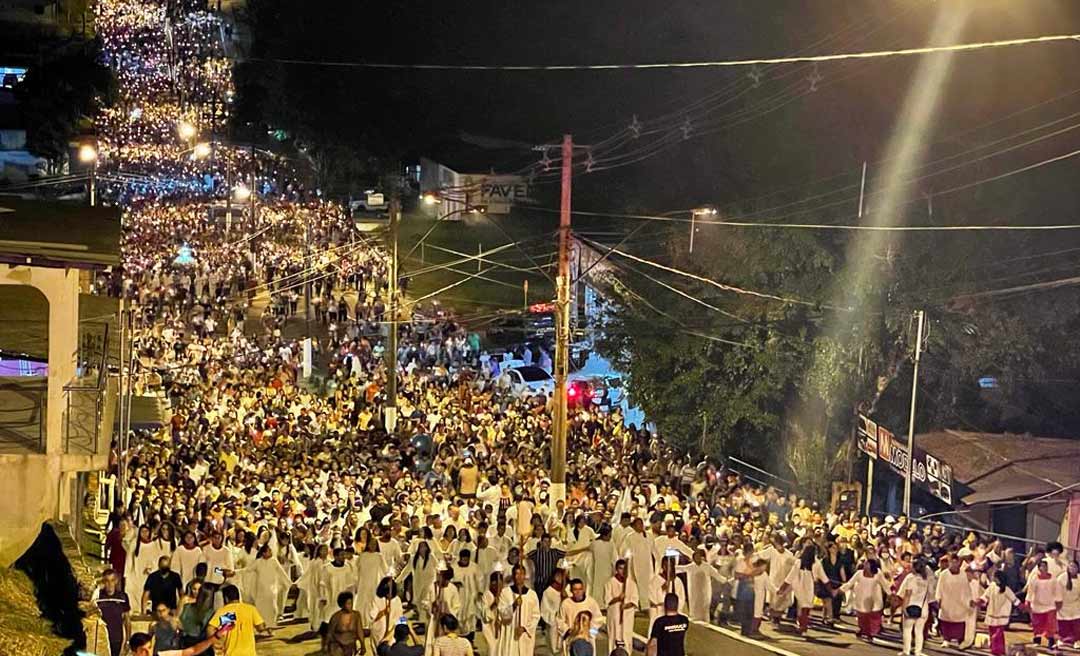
(903, 309), (926, 516)
(551, 134), (573, 507)
(384, 195), (400, 434)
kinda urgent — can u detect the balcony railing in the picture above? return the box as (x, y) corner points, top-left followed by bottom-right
(63, 322), (109, 456)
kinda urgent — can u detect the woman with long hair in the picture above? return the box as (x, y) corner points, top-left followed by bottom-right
(398, 540), (437, 626)
(897, 557), (930, 656)
(779, 545), (828, 635)
(178, 582), (215, 647)
(1056, 560), (1080, 648)
(981, 570), (1019, 656)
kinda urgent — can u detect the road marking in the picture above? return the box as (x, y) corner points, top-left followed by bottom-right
(694, 620), (807, 656)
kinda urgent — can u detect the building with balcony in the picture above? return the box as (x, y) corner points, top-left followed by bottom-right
(0, 197), (119, 567)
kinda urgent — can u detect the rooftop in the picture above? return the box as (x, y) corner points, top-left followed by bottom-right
(0, 197), (120, 268)
(916, 429), (1080, 505)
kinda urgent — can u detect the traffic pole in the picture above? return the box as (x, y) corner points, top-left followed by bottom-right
(903, 309), (926, 516)
(384, 195), (400, 434)
(551, 134), (572, 508)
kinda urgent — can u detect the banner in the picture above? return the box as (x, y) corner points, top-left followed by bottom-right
(858, 414), (953, 504)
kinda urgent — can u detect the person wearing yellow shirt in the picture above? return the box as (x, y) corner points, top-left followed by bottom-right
(206, 584), (271, 656)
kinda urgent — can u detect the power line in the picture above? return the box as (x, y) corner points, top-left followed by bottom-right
(247, 33), (1080, 71)
(577, 235), (840, 310)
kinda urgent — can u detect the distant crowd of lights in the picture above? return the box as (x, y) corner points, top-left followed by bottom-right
(94, 0), (379, 295)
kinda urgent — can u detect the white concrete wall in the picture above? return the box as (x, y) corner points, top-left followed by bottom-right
(0, 264), (88, 566)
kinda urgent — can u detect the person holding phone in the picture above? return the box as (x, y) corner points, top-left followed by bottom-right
(206, 584), (271, 656)
(127, 622), (233, 656)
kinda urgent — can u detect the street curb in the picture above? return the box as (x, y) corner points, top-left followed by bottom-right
(694, 620), (806, 656)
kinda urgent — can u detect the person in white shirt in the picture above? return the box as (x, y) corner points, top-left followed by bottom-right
(757, 534), (796, 625)
(897, 557), (931, 656)
(1026, 559), (1064, 648)
(680, 548), (731, 623)
(1059, 561), (1080, 648)
(172, 531), (204, 587)
(839, 559), (889, 641)
(557, 578), (603, 653)
(981, 571), (1019, 656)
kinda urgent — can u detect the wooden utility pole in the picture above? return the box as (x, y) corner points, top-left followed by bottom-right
(384, 196), (400, 433)
(903, 309), (926, 516)
(551, 134), (573, 506)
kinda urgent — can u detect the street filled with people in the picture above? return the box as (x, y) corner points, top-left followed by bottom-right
(87, 2), (1080, 656)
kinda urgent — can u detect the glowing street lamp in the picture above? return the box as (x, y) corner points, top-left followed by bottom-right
(689, 205), (718, 253)
(177, 120), (197, 141)
(422, 192), (439, 206)
(192, 142), (212, 159)
(232, 183), (251, 201)
(79, 144), (98, 206)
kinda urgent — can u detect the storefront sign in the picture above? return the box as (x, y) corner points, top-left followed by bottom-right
(858, 414), (953, 504)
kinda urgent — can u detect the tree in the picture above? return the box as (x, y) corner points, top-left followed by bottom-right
(16, 41), (113, 170)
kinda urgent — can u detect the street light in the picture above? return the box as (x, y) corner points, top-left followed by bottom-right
(192, 142), (212, 159)
(422, 192), (439, 206)
(689, 205), (718, 253)
(177, 120), (197, 141)
(232, 183), (251, 201)
(78, 144), (98, 207)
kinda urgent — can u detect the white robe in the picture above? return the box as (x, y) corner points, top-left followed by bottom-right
(452, 562), (483, 633)
(935, 569), (974, 622)
(648, 574), (687, 634)
(324, 562), (355, 624)
(479, 589), (502, 656)
(244, 557), (292, 628)
(296, 557), (330, 631)
(422, 583), (461, 655)
(682, 562), (730, 621)
(397, 554), (438, 624)
(172, 545), (204, 587)
(353, 551), (386, 615)
(604, 576), (638, 649)
(367, 595), (405, 646)
(758, 546), (796, 612)
(496, 586), (541, 656)
(625, 531), (653, 605)
(588, 540), (615, 605)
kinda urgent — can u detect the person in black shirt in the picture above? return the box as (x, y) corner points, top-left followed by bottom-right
(142, 555), (183, 613)
(648, 593), (689, 656)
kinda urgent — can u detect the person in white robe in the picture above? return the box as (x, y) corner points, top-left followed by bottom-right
(353, 541), (386, 620)
(625, 519), (654, 606)
(451, 550), (483, 636)
(588, 527), (616, 605)
(558, 578), (604, 652)
(172, 531), (204, 587)
(397, 543), (438, 626)
(648, 558), (687, 635)
(242, 545), (293, 628)
(497, 565), (541, 656)
(679, 548), (731, 622)
(367, 577), (405, 647)
(604, 559), (639, 651)
(935, 557), (976, 646)
(323, 550), (356, 626)
(479, 571), (505, 656)
(757, 535), (796, 623)
(422, 567), (461, 655)
(295, 545), (330, 632)
(777, 546), (829, 634)
(539, 570), (568, 654)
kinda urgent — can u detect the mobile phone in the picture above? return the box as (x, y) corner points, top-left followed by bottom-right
(218, 611), (237, 627)
(213, 567), (224, 575)
(398, 616), (408, 625)
(665, 548), (679, 558)
(590, 626), (599, 637)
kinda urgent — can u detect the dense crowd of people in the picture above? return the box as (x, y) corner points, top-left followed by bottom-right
(87, 2), (1080, 656)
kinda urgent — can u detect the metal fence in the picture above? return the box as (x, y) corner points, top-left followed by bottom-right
(63, 322), (109, 455)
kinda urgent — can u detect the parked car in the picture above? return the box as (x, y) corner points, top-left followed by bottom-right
(497, 365), (555, 398)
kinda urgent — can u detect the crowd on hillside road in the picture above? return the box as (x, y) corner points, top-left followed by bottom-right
(87, 2), (1080, 656)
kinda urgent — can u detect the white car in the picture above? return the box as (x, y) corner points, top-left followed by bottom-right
(498, 365), (554, 398)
